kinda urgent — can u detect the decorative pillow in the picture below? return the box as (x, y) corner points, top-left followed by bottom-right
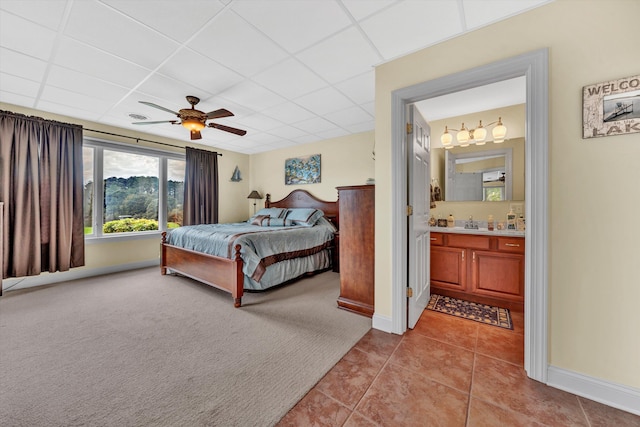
(284, 208), (324, 227)
(249, 208), (287, 223)
(315, 216), (337, 232)
(261, 217), (293, 227)
(251, 215), (269, 226)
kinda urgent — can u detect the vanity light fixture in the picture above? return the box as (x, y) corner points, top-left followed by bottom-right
(441, 117), (507, 148)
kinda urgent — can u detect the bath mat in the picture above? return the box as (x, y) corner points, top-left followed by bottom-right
(426, 294), (513, 329)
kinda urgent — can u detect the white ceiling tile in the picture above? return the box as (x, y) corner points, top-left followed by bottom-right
(291, 134), (322, 145)
(218, 80), (285, 112)
(0, 0), (67, 30)
(261, 102), (316, 123)
(0, 12), (56, 60)
(324, 106), (373, 128)
(361, 101), (375, 116)
(137, 74), (212, 107)
(341, 0), (398, 21)
(39, 86), (114, 115)
(64, 1), (179, 69)
(241, 132), (283, 145)
(266, 140), (299, 149)
(0, 48), (48, 82)
(47, 66), (129, 103)
(54, 36), (152, 88)
(231, 0), (351, 53)
(344, 120), (375, 134)
(0, 73), (41, 98)
(252, 58), (327, 99)
(102, 0), (226, 43)
(334, 70), (375, 104)
(463, 0), (552, 30)
(0, 91), (35, 107)
(157, 49), (243, 95)
(297, 27), (381, 84)
(315, 127), (349, 140)
(188, 10), (288, 77)
(295, 87), (355, 116)
(268, 125), (308, 140)
(236, 113), (284, 132)
(360, 0), (463, 60)
(36, 99), (102, 122)
(293, 117), (337, 134)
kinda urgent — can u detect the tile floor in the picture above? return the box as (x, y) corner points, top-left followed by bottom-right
(277, 309), (639, 426)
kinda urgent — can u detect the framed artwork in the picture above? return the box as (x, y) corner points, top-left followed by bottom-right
(285, 154), (321, 185)
(583, 75), (640, 139)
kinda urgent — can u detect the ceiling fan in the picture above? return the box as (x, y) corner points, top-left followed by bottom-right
(132, 95), (247, 140)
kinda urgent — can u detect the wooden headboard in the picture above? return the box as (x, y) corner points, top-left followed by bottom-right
(265, 189), (339, 230)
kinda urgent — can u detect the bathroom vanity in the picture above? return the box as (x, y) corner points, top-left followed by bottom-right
(430, 228), (524, 311)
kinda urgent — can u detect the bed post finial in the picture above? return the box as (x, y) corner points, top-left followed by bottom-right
(265, 193), (271, 207)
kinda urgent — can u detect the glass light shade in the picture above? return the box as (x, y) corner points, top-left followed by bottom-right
(459, 141), (470, 147)
(473, 126), (487, 142)
(444, 144), (454, 150)
(492, 117), (507, 143)
(440, 128), (452, 146)
(475, 140), (487, 146)
(456, 124), (469, 144)
(182, 119), (205, 132)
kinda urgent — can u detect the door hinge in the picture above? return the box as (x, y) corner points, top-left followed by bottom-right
(406, 123), (413, 134)
(407, 205), (413, 216)
(407, 287), (413, 298)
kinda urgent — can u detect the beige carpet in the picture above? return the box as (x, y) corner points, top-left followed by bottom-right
(0, 268), (371, 426)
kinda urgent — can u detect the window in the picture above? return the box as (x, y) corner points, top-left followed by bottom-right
(83, 139), (185, 238)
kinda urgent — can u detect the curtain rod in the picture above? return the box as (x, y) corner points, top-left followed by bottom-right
(84, 128), (223, 156)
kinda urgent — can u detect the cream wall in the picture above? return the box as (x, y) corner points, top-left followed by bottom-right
(1, 102), (250, 274)
(375, 0), (639, 389)
(249, 131), (374, 215)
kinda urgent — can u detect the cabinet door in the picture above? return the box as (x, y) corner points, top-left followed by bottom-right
(430, 246), (466, 290)
(470, 250), (524, 301)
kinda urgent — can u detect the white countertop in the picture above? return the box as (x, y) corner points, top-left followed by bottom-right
(429, 226), (525, 237)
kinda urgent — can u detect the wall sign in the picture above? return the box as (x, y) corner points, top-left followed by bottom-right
(583, 75), (640, 139)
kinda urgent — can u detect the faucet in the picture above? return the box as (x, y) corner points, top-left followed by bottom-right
(465, 215), (478, 229)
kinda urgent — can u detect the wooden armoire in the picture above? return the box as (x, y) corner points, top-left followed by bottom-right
(336, 185), (374, 317)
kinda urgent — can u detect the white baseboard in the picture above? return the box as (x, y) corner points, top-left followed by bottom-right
(547, 365), (640, 416)
(372, 313), (394, 333)
(2, 260), (160, 292)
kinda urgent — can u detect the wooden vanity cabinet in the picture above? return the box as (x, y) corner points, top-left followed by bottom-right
(430, 232), (524, 311)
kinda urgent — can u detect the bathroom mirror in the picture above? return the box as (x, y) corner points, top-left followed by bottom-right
(431, 138), (525, 202)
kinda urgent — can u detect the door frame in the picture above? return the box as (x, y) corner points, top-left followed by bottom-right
(389, 49), (549, 382)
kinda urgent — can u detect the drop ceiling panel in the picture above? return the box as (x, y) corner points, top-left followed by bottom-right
(252, 58), (327, 99)
(341, 0), (398, 21)
(40, 86), (114, 115)
(0, 0), (67, 30)
(0, 91), (36, 107)
(136, 74), (212, 107)
(37, 99), (103, 122)
(334, 71), (375, 104)
(0, 73), (41, 98)
(0, 13), (56, 60)
(261, 102), (316, 123)
(102, 0), (226, 43)
(46, 65), (129, 103)
(64, 1), (179, 69)
(324, 106), (373, 128)
(188, 10), (288, 77)
(157, 49), (243, 95)
(54, 37), (152, 88)
(218, 80), (285, 112)
(293, 117), (338, 134)
(360, 0), (463, 59)
(295, 87), (355, 116)
(231, 0), (352, 53)
(463, 0), (551, 30)
(297, 27), (381, 84)
(0, 48), (48, 82)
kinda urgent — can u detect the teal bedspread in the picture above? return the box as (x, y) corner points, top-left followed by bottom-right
(165, 222), (335, 290)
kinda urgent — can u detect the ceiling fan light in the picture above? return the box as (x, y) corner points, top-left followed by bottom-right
(182, 118), (205, 132)
(492, 117), (507, 143)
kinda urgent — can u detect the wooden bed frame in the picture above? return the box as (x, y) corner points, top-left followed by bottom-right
(160, 189), (339, 307)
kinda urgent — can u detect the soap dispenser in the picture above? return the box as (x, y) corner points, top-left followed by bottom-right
(507, 208), (516, 230)
(447, 213), (455, 228)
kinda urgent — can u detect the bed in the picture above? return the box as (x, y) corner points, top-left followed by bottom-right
(160, 189), (339, 307)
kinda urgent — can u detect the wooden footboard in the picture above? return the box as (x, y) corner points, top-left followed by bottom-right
(161, 232), (244, 307)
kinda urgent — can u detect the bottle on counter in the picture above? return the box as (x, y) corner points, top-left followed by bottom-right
(507, 208), (517, 230)
(488, 214), (494, 231)
(447, 213), (455, 228)
(517, 215), (526, 231)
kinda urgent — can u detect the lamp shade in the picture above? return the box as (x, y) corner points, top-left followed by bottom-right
(473, 121), (487, 142)
(456, 124), (469, 144)
(247, 190), (262, 199)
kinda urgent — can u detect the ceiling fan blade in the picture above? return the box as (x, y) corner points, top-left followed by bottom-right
(131, 120), (178, 125)
(139, 101), (179, 116)
(205, 108), (234, 119)
(208, 122), (247, 136)
(190, 130), (202, 140)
